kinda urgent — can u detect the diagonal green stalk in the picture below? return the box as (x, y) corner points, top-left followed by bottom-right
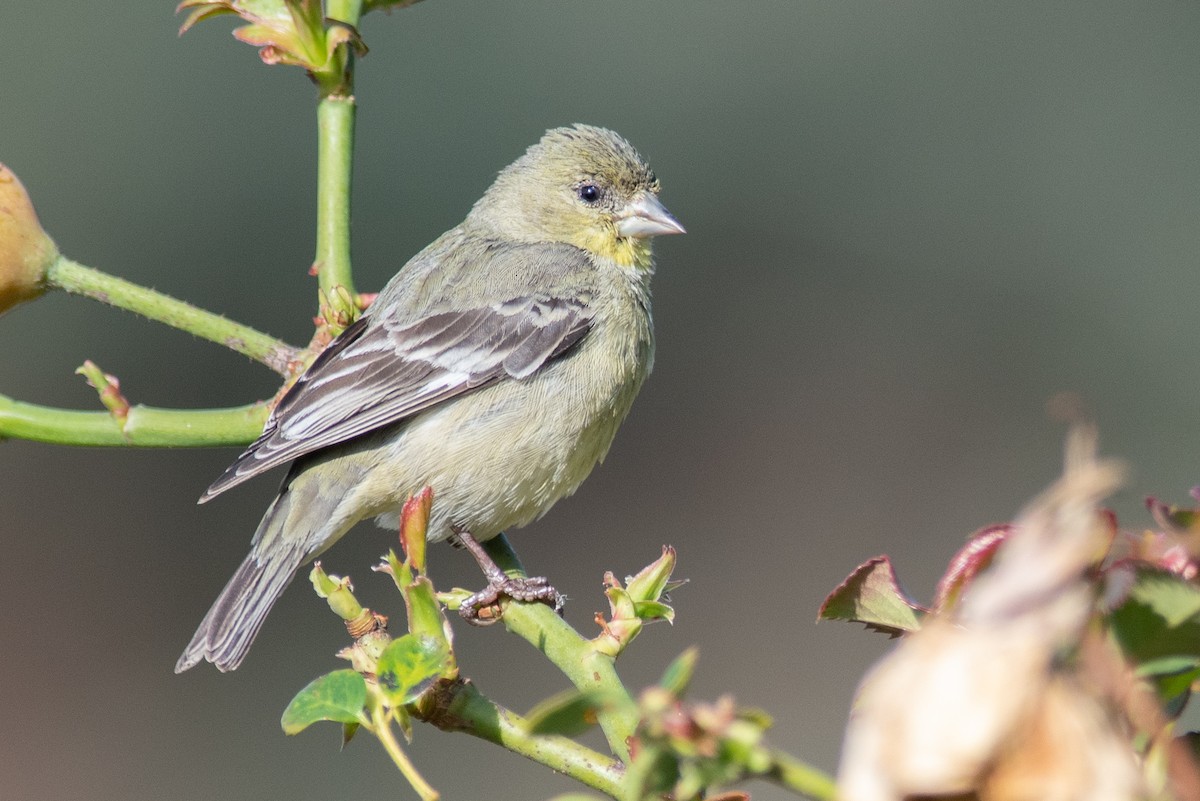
(0, 394), (267, 446)
(45, 257), (299, 375)
(765, 749), (838, 800)
(483, 536), (639, 762)
(370, 708), (440, 801)
(413, 679), (626, 798)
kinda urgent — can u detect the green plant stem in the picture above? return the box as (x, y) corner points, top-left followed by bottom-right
(312, 0), (359, 313)
(764, 749), (838, 801)
(45, 256), (298, 375)
(314, 94), (357, 311)
(414, 679), (626, 799)
(371, 708), (440, 801)
(483, 536), (638, 762)
(327, 0), (365, 25)
(0, 394), (267, 446)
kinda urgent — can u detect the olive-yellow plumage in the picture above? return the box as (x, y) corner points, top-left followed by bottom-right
(177, 125), (683, 673)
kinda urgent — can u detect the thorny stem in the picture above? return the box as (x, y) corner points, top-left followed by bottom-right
(413, 679), (626, 798)
(483, 535), (639, 762)
(4, 1), (368, 448)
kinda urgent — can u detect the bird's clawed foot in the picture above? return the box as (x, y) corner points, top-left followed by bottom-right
(459, 574), (564, 625)
(452, 527), (565, 625)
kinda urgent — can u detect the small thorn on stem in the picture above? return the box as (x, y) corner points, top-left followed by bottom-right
(75, 359), (130, 428)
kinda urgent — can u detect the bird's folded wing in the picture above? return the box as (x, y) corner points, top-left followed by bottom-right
(200, 294), (594, 501)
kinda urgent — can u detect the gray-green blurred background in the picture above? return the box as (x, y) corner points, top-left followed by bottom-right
(4, 2), (1200, 799)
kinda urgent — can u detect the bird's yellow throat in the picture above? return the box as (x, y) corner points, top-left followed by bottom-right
(579, 228), (654, 271)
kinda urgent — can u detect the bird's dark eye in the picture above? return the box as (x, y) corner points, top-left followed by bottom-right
(577, 183), (601, 204)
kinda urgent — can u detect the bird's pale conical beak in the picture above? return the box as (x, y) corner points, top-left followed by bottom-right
(615, 193), (686, 239)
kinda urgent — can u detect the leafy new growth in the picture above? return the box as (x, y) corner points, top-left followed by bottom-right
(817, 555), (925, 635)
(178, 0), (366, 92)
(659, 646), (700, 697)
(377, 488), (455, 653)
(310, 562), (368, 622)
(592, 545), (681, 657)
(399, 486), (433, 573)
(281, 670), (368, 734)
(376, 634), (451, 707)
(287, 498), (834, 800)
(829, 433), (1200, 799)
(930, 524), (1012, 613)
(630, 684), (792, 801)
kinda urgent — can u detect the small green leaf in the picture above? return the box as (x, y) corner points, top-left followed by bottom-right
(660, 647), (699, 697)
(605, 583), (636, 620)
(1160, 674), (1198, 719)
(341, 721), (359, 749)
(737, 706), (774, 731)
(524, 689), (611, 737)
(634, 600), (675, 623)
(1111, 600), (1199, 662)
(364, 0), (426, 13)
(818, 556), (925, 635)
(623, 744), (678, 800)
(436, 588), (470, 610)
(1133, 655), (1200, 718)
(394, 705), (413, 742)
(625, 546), (677, 603)
(1136, 655), (1200, 677)
(1127, 567), (1200, 627)
(376, 634), (449, 706)
(402, 575), (451, 645)
(381, 547), (415, 591)
(281, 670), (367, 735)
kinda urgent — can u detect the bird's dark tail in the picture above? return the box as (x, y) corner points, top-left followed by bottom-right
(176, 489), (311, 673)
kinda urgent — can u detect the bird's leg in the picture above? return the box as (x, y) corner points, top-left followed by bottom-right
(452, 528), (564, 625)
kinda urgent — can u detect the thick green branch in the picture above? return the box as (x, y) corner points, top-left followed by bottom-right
(327, 0), (365, 26)
(45, 257), (299, 375)
(0, 394), (267, 446)
(312, 0), (360, 316)
(483, 536), (639, 762)
(414, 678), (625, 799)
(314, 94), (357, 314)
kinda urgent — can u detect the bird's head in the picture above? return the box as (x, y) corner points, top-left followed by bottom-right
(469, 124), (685, 269)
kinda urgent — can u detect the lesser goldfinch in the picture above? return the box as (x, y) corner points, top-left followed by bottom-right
(177, 124), (684, 672)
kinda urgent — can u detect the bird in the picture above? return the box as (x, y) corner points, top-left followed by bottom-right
(176, 124), (684, 672)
